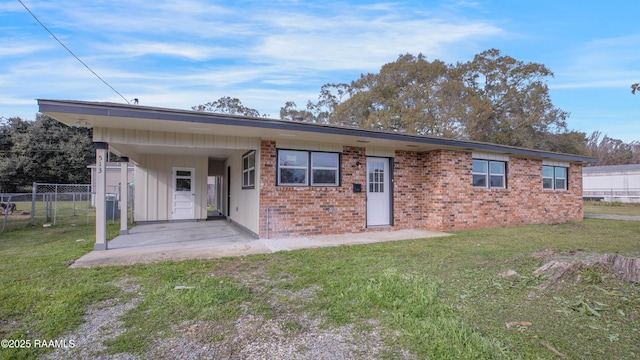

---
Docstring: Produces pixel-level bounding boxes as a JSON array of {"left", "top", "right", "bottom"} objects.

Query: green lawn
[
  {"left": 1, "top": 200, "right": 97, "bottom": 232},
  {"left": 584, "top": 201, "right": 640, "bottom": 216},
  {"left": 1, "top": 219, "right": 639, "bottom": 359}
]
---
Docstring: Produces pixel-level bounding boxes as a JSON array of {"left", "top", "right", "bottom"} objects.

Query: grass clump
[
  {"left": 584, "top": 200, "right": 640, "bottom": 216},
  {"left": 316, "top": 267, "right": 504, "bottom": 358},
  {"left": 0, "top": 223, "right": 122, "bottom": 359},
  {"left": 104, "top": 264, "right": 250, "bottom": 354}
]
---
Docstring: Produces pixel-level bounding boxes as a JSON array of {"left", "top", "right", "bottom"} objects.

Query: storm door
[{"left": 366, "top": 157, "right": 391, "bottom": 226}]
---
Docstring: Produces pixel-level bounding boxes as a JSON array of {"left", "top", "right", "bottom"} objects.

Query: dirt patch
[
  {"left": 141, "top": 283, "right": 414, "bottom": 359},
  {"left": 164, "top": 313, "right": 411, "bottom": 360},
  {"left": 0, "top": 319, "right": 20, "bottom": 339},
  {"left": 187, "top": 283, "right": 414, "bottom": 359},
  {"left": 41, "top": 277, "right": 414, "bottom": 360},
  {"left": 531, "top": 248, "right": 594, "bottom": 262},
  {"left": 43, "top": 280, "right": 142, "bottom": 360}
]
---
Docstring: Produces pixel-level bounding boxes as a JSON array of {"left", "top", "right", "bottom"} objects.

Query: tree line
[
  {"left": 1, "top": 49, "right": 637, "bottom": 191},
  {"left": 207, "top": 49, "right": 640, "bottom": 165},
  {"left": 0, "top": 115, "right": 94, "bottom": 192}
]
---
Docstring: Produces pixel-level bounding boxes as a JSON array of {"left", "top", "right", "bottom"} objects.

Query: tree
[
  {"left": 585, "top": 131, "right": 639, "bottom": 166},
  {"left": 284, "top": 49, "right": 581, "bottom": 153},
  {"left": 280, "top": 101, "right": 312, "bottom": 122},
  {"left": 0, "top": 115, "right": 94, "bottom": 192},
  {"left": 540, "top": 130, "right": 588, "bottom": 155},
  {"left": 459, "top": 49, "right": 571, "bottom": 149},
  {"left": 316, "top": 54, "right": 468, "bottom": 137},
  {"left": 192, "top": 96, "right": 268, "bottom": 117},
  {"left": 279, "top": 83, "right": 353, "bottom": 123}
]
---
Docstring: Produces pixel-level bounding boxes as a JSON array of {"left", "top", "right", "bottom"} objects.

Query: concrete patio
[{"left": 70, "top": 220, "right": 451, "bottom": 268}]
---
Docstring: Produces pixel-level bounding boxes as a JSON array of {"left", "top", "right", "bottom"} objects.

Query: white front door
[
  {"left": 366, "top": 157, "right": 391, "bottom": 226},
  {"left": 172, "top": 167, "right": 195, "bottom": 220}
]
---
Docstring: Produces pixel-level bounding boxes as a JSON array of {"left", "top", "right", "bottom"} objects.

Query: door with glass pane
[
  {"left": 366, "top": 157, "right": 391, "bottom": 226},
  {"left": 172, "top": 167, "right": 195, "bottom": 220}
]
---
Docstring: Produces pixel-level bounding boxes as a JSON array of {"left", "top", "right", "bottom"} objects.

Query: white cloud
[
  {"left": 39, "top": 0, "right": 247, "bottom": 39},
  {"left": 0, "top": 42, "right": 52, "bottom": 57},
  {"left": 2, "top": 1, "right": 506, "bottom": 121},
  {"left": 99, "top": 42, "right": 225, "bottom": 61},
  {"left": 252, "top": 11, "right": 501, "bottom": 71},
  {"left": 0, "top": 1, "right": 25, "bottom": 12},
  {"left": 552, "top": 34, "right": 640, "bottom": 89}
]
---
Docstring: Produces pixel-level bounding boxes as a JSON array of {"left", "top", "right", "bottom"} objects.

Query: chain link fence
[
  {"left": 29, "top": 183, "right": 93, "bottom": 227},
  {"left": 583, "top": 188, "right": 640, "bottom": 203},
  {"left": 1, "top": 182, "right": 134, "bottom": 232}
]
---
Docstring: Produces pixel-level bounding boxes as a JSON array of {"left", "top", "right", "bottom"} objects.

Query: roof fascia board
[{"left": 38, "top": 99, "right": 597, "bottom": 163}]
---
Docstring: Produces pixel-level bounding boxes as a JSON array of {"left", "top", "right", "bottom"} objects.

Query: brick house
[{"left": 39, "top": 100, "right": 594, "bottom": 248}]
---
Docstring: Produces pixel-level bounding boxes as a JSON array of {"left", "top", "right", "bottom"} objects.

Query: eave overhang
[{"left": 38, "top": 99, "right": 597, "bottom": 164}]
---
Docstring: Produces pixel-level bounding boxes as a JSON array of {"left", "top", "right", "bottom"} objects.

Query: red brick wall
[
  {"left": 258, "top": 140, "right": 584, "bottom": 238},
  {"left": 392, "top": 150, "right": 426, "bottom": 229},
  {"left": 423, "top": 150, "right": 583, "bottom": 231},
  {"left": 259, "top": 141, "right": 367, "bottom": 238}
]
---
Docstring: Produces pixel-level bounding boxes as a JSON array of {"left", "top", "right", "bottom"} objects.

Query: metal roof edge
[
  {"left": 38, "top": 99, "right": 597, "bottom": 163},
  {"left": 583, "top": 164, "right": 640, "bottom": 172}
]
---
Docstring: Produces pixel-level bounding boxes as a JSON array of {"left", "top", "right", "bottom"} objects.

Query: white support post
[
  {"left": 94, "top": 142, "right": 108, "bottom": 250},
  {"left": 119, "top": 157, "right": 129, "bottom": 235}
]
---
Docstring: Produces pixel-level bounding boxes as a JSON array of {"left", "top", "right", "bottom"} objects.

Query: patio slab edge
[{"left": 69, "top": 229, "right": 451, "bottom": 268}]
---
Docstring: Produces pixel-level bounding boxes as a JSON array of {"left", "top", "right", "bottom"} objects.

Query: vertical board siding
[
  {"left": 94, "top": 128, "right": 259, "bottom": 150},
  {"left": 134, "top": 154, "right": 209, "bottom": 221},
  {"left": 225, "top": 150, "right": 260, "bottom": 235}
]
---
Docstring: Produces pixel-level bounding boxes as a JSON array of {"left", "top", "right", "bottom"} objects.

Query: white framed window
[
  {"left": 311, "top": 152, "right": 339, "bottom": 186},
  {"left": 543, "top": 165, "right": 567, "bottom": 190},
  {"left": 277, "top": 149, "right": 340, "bottom": 186},
  {"left": 242, "top": 151, "right": 255, "bottom": 189},
  {"left": 472, "top": 159, "right": 506, "bottom": 189},
  {"left": 278, "top": 150, "right": 308, "bottom": 186}
]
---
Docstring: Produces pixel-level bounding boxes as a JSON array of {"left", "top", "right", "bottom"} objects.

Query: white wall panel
[
  {"left": 224, "top": 150, "right": 260, "bottom": 235},
  {"left": 366, "top": 147, "right": 395, "bottom": 157},
  {"left": 95, "top": 128, "right": 259, "bottom": 150},
  {"left": 276, "top": 140, "right": 342, "bottom": 152},
  {"left": 134, "top": 154, "right": 208, "bottom": 221}
]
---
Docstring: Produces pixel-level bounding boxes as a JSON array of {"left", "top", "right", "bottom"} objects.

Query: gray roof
[{"left": 38, "top": 99, "right": 596, "bottom": 163}]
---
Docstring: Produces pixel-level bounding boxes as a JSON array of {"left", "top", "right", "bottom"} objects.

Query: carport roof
[{"left": 38, "top": 99, "right": 596, "bottom": 163}]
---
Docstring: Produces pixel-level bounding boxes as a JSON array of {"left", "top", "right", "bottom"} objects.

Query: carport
[
  {"left": 107, "top": 220, "right": 256, "bottom": 250},
  {"left": 39, "top": 100, "right": 261, "bottom": 250}
]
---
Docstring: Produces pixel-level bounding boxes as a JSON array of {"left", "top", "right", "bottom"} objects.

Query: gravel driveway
[{"left": 43, "top": 281, "right": 416, "bottom": 360}]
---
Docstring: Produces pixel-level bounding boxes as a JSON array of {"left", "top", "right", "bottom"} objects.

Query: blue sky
[{"left": 2, "top": 0, "right": 639, "bottom": 142}]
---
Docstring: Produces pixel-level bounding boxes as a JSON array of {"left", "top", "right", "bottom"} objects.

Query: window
[
  {"left": 175, "top": 170, "right": 192, "bottom": 191},
  {"left": 472, "top": 160, "right": 506, "bottom": 188},
  {"left": 543, "top": 165, "right": 567, "bottom": 190},
  {"left": 278, "top": 150, "right": 308, "bottom": 185},
  {"left": 277, "top": 150, "right": 339, "bottom": 186},
  {"left": 368, "top": 160, "right": 385, "bottom": 193},
  {"left": 242, "top": 151, "right": 255, "bottom": 189},
  {"left": 311, "top": 152, "right": 339, "bottom": 186}
]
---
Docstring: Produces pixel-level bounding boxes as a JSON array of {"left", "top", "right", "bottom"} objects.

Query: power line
[{"left": 18, "top": 0, "right": 130, "bottom": 104}]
